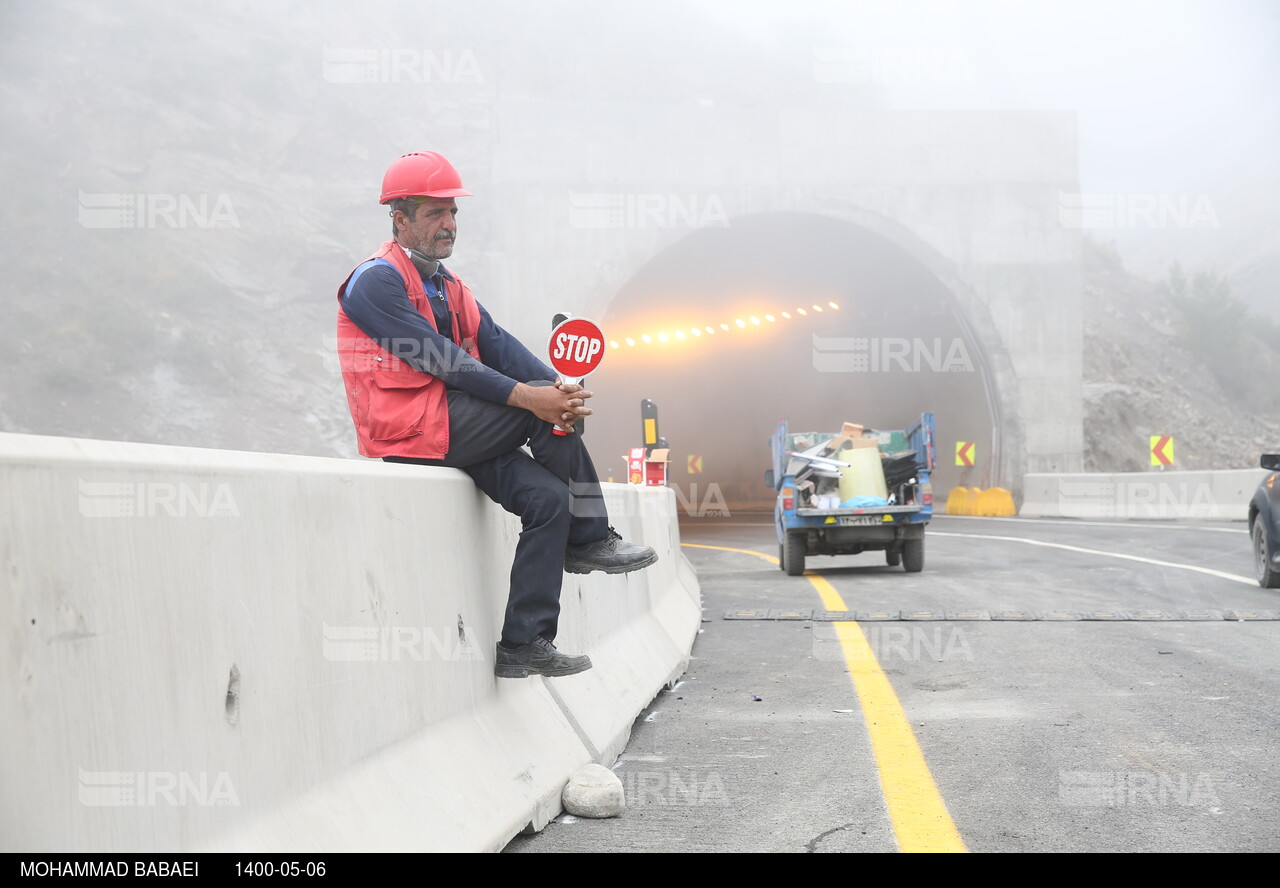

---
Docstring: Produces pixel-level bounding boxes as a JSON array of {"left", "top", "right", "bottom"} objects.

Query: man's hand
[
  {"left": 554, "top": 378, "right": 594, "bottom": 432},
  {"left": 507, "top": 380, "right": 594, "bottom": 432}
]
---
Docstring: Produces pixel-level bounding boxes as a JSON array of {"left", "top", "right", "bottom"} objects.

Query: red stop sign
[{"left": 548, "top": 317, "right": 606, "bottom": 380}]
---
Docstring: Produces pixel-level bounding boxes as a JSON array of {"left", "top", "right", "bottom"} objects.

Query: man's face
[{"left": 396, "top": 197, "right": 458, "bottom": 260}]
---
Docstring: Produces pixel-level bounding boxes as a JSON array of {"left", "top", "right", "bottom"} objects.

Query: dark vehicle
[{"left": 1249, "top": 453, "right": 1280, "bottom": 588}]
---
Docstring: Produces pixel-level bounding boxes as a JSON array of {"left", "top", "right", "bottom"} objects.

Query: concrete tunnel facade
[{"left": 473, "top": 108, "right": 1085, "bottom": 509}]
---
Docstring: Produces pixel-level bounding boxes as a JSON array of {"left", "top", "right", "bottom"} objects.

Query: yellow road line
[{"left": 682, "top": 542, "right": 967, "bottom": 853}]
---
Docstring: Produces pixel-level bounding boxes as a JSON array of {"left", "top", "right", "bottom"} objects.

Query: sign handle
[
  {"left": 552, "top": 374, "right": 581, "bottom": 437},
  {"left": 547, "top": 310, "right": 573, "bottom": 440}
]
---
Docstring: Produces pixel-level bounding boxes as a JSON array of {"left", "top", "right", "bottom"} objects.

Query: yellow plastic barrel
[
  {"left": 967, "top": 487, "right": 984, "bottom": 514},
  {"left": 838, "top": 448, "right": 888, "bottom": 502},
  {"left": 977, "top": 487, "right": 1017, "bottom": 517},
  {"left": 945, "top": 487, "right": 971, "bottom": 515}
]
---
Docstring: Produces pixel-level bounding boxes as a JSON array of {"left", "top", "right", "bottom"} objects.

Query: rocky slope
[{"left": 1081, "top": 238, "right": 1280, "bottom": 472}]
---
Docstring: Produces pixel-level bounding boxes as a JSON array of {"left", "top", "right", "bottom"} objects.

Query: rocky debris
[{"left": 561, "top": 763, "right": 625, "bottom": 819}]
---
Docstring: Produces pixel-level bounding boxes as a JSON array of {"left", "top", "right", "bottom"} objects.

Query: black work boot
[
  {"left": 494, "top": 637, "right": 592, "bottom": 678},
  {"left": 564, "top": 526, "right": 659, "bottom": 575}
]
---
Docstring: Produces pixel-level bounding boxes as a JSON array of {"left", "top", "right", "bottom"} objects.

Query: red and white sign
[
  {"left": 547, "top": 317, "right": 606, "bottom": 436},
  {"left": 548, "top": 317, "right": 606, "bottom": 381}
]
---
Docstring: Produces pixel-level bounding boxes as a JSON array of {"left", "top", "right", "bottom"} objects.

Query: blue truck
[{"left": 766, "top": 413, "right": 936, "bottom": 576}]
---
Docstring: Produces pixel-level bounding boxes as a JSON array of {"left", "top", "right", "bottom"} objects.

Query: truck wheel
[
  {"left": 902, "top": 538, "right": 924, "bottom": 573},
  {"left": 784, "top": 533, "right": 806, "bottom": 576},
  {"left": 885, "top": 549, "right": 901, "bottom": 567},
  {"left": 1254, "top": 520, "right": 1280, "bottom": 588}
]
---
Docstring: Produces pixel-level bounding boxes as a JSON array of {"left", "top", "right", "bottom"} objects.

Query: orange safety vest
[{"left": 336, "top": 240, "right": 483, "bottom": 458}]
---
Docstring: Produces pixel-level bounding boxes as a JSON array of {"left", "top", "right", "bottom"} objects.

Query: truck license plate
[{"left": 838, "top": 515, "right": 879, "bottom": 526}]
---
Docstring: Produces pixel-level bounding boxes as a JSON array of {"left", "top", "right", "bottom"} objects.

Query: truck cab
[{"left": 766, "top": 413, "right": 935, "bottom": 576}]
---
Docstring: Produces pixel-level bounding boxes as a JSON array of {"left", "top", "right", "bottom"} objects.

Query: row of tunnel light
[{"left": 608, "top": 301, "right": 841, "bottom": 349}]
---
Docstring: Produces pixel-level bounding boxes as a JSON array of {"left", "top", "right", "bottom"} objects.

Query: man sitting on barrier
[{"left": 335, "top": 150, "right": 658, "bottom": 678}]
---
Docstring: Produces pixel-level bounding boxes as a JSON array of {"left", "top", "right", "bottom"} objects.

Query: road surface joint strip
[{"left": 722, "top": 609, "right": 1276, "bottom": 621}]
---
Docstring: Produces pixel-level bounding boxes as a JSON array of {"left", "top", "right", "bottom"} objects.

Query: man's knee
[{"left": 519, "top": 479, "right": 573, "bottom": 527}]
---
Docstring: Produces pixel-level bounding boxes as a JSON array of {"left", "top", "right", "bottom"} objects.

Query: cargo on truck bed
[{"left": 766, "top": 413, "right": 936, "bottom": 576}]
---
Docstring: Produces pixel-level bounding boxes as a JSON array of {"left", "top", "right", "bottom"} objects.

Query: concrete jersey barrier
[
  {"left": 1020, "top": 469, "right": 1266, "bottom": 520},
  {"left": 0, "top": 432, "right": 701, "bottom": 853}
]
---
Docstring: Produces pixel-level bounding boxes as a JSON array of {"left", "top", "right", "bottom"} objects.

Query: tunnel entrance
[{"left": 583, "top": 212, "right": 998, "bottom": 514}]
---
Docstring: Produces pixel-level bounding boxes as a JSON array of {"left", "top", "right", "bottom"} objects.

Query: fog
[
  {"left": 741, "top": 0, "right": 1280, "bottom": 292},
  {"left": 2, "top": 0, "right": 1276, "bottom": 502}
]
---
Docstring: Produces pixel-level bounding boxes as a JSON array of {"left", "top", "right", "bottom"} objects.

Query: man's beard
[{"left": 414, "top": 233, "right": 455, "bottom": 260}]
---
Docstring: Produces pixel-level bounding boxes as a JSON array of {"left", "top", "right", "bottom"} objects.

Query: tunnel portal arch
[{"left": 583, "top": 211, "right": 1009, "bottom": 512}]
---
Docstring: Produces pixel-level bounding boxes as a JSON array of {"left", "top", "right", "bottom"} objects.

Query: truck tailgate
[{"left": 794, "top": 504, "right": 923, "bottom": 524}]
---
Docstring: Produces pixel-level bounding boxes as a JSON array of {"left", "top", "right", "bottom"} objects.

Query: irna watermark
[
  {"left": 588, "top": 482, "right": 731, "bottom": 519},
  {"left": 813, "top": 623, "right": 974, "bottom": 663},
  {"left": 1058, "top": 770, "right": 1220, "bottom": 807},
  {"left": 321, "top": 335, "right": 486, "bottom": 376},
  {"left": 617, "top": 768, "right": 729, "bottom": 808},
  {"left": 1058, "top": 191, "right": 1220, "bottom": 230},
  {"left": 1055, "top": 478, "right": 1221, "bottom": 519},
  {"left": 77, "top": 191, "right": 239, "bottom": 229},
  {"left": 568, "top": 192, "right": 729, "bottom": 229},
  {"left": 78, "top": 768, "right": 240, "bottom": 807},
  {"left": 78, "top": 480, "right": 240, "bottom": 518},
  {"left": 812, "top": 334, "right": 974, "bottom": 373},
  {"left": 321, "top": 45, "right": 483, "bottom": 84},
  {"left": 322, "top": 622, "right": 482, "bottom": 663}
]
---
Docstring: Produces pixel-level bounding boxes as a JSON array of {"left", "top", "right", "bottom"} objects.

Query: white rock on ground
[{"left": 561, "top": 763, "right": 625, "bottom": 818}]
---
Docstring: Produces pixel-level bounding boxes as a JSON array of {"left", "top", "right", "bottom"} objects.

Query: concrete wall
[
  {"left": 0, "top": 432, "right": 701, "bottom": 853},
  {"left": 1020, "top": 469, "right": 1267, "bottom": 520}
]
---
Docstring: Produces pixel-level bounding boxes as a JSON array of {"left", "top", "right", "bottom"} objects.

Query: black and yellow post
[{"left": 641, "top": 398, "right": 660, "bottom": 456}]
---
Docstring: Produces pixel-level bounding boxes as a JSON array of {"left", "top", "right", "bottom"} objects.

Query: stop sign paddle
[{"left": 547, "top": 317, "right": 606, "bottom": 436}]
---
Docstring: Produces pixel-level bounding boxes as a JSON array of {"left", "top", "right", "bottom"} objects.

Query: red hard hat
[{"left": 379, "top": 151, "right": 474, "bottom": 203}]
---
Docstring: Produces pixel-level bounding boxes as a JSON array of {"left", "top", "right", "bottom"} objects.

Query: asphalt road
[{"left": 505, "top": 513, "right": 1280, "bottom": 853}]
